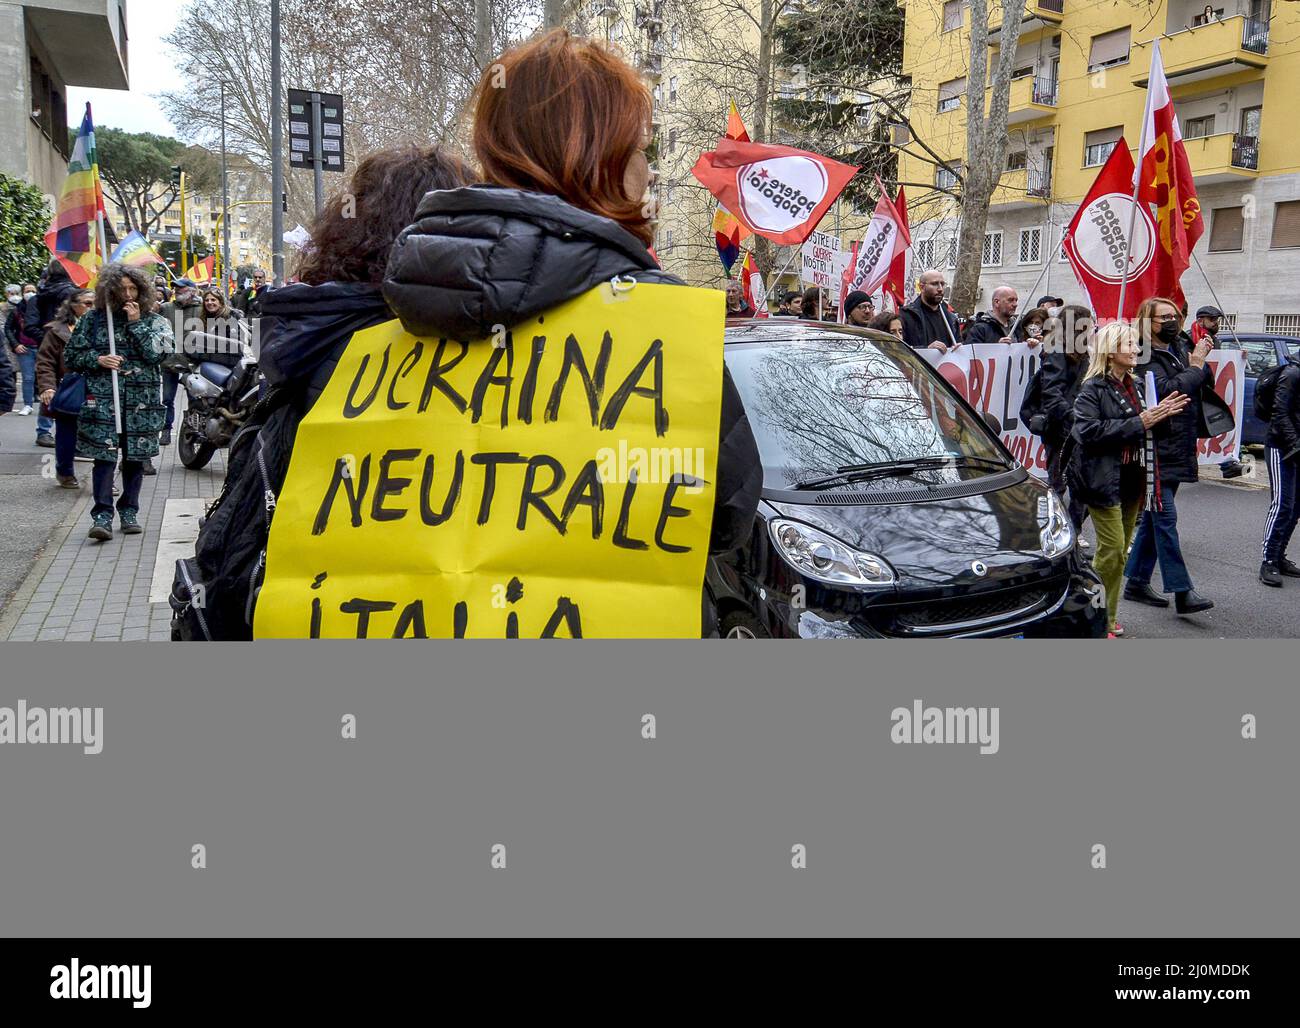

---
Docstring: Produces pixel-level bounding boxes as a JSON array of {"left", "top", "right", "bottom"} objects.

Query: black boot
[
  {"left": 1260, "top": 562, "right": 1283, "bottom": 587},
  {"left": 1175, "top": 589, "right": 1214, "bottom": 614},
  {"left": 1123, "top": 581, "right": 1169, "bottom": 607}
]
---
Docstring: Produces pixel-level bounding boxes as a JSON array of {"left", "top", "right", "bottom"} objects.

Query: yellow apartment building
[{"left": 899, "top": 0, "right": 1300, "bottom": 330}]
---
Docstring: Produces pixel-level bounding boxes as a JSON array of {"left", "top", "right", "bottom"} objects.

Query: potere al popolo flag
[
  {"left": 880, "top": 185, "right": 910, "bottom": 309},
  {"left": 1137, "top": 40, "right": 1204, "bottom": 307},
  {"left": 691, "top": 138, "right": 859, "bottom": 246},
  {"left": 844, "top": 176, "right": 911, "bottom": 305},
  {"left": 45, "top": 103, "right": 107, "bottom": 287},
  {"left": 1062, "top": 138, "right": 1162, "bottom": 321}
]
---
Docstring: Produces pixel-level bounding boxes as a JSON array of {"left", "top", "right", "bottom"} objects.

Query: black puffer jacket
[
  {"left": 1268, "top": 361, "right": 1300, "bottom": 459},
  {"left": 173, "top": 188, "right": 761, "bottom": 639},
  {"left": 383, "top": 185, "right": 762, "bottom": 559},
  {"left": 1137, "top": 339, "right": 1234, "bottom": 483},
  {"left": 1069, "top": 373, "right": 1149, "bottom": 508},
  {"left": 1038, "top": 351, "right": 1087, "bottom": 444},
  {"left": 964, "top": 310, "right": 1013, "bottom": 347}
]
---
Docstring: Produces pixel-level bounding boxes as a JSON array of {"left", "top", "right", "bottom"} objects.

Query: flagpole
[
  {"left": 1118, "top": 45, "right": 1156, "bottom": 321},
  {"left": 1190, "top": 250, "right": 1243, "bottom": 348},
  {"left": 82, "top": 102, "right": 123, "bottom": 439},
  {"left": 764, "top": 247, "right": 801, "bottom": 310},
  {"left": 1007, "top": 257, "right": 1054, "bottom": 340}
]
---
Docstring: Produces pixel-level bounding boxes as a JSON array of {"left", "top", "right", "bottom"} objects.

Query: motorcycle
[{"left": 162, "top": 336, "right": 263, "bottom": 470}]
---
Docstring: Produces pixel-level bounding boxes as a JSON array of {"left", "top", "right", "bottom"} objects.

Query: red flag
[
  {"left": 881, "top": 185, "right": 909, "bottom": 309},
  {"left": 725, "top": 100, "right": 750, "bottom": 142},
  {"left": 1062, "top": 138, "right": 1161, "bottom": 321},
  {"left": 1137, "top": 41, "right": 1203, "bottom": 307},
  {"left": 691, "top": 138, "right": 859, "bottom": 246},
  {"left": 740, "top": 251, "right": 769, "bottom": 317},
  {"left": 845, "top": 176, "right": 910, "bottom": 302},
  {"left": 837, "top": 240, "right": 860, "bottom": 323}
]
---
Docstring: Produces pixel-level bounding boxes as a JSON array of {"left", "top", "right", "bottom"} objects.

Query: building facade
[
  {"left": 0, "top": 0, "right": 129, "bottom": 196},
  {"left": 900, "top": 0, "right": 1300, "bottom": 331}
]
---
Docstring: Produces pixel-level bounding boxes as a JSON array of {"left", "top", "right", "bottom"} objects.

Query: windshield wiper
[{"left": 790, "top": 455, "right": 1009, "bottom": 491}]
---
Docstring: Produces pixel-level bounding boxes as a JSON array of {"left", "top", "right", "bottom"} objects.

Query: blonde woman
[{"left": 1070, "top": 322, "right": 1190, "bottom": 637}]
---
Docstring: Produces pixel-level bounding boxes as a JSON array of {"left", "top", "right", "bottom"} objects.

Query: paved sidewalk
[{"left": 0, "top": 426, "right": 227, "bottom": 642}]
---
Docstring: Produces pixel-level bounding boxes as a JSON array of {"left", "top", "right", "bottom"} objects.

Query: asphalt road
[{"left": 0, "top": 407, "right": 83, "bottom": 612}]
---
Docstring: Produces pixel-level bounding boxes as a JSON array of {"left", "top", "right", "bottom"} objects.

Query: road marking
[{"left": 149, "top": 498, "right": 209, "bottom": 604}]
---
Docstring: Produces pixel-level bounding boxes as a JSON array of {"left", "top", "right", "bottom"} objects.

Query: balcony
[
  {"left": 1132, "top": 16, "right": 1269, "bottom": 87},
  {"left": 1003, "top": 75, "right": 1057, "bottom": 125},
  {"left": 1180, "top": 130, "right": 1260, "bottom": 184},
  {"left": 988, "top": 0, "right": 1065, "bottom": 42},
  {"left": 991, "top": 167, "right": 1052, "bottom": 209},
  {"left": 24, "top": 0, "right": 129, "bottom": 89}
]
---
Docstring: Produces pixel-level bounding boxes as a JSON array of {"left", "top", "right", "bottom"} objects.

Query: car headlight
[
  {"left": 1038, "top": 489, "right": 1074, "bottom": 558},
  {"left": 769, "top": 518, "right": 895, "bottom": 587}
]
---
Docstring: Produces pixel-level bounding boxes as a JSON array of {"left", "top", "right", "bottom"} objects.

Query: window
[
  {"left": 936, "top": 162, "right": 961, "bottom": 189},
  {"left": 1058, "top": 228, "right": 1071, "bottom": 262},
  {"left": 1018, "top": 227, "right": 1042, "bottom": 264},
  {"left": 1184, "top": 115, "right": 1215, "bottom": 139},
  {"left": 669, "top": 76, "right": 678, "bottom": 102},
  {"left": 1084, "top": 126, "right": 1123, "bottom": 167},
  {"left": 982, "top": 231, "right": 1003, "bottom": 267},
  {"left": 1271, "top": 201, "right": 1300, "bottom": 249},
  {"left": 1208, "top": 206, "right": 1245, "bottom": 252},
  {"left": 671, "top": 23, "right": 680, "bottom": 48},
  {"left": 938, "top": 77, "right": 965, "bottom": 113},
  {"left": 942, "top": 0, "right": 964, "bottom": 32},
  {"left": 1265, "top": 314, "right": 1300, "bottom": 334},
  {"left": 915, "top": 237, "right": 937, "bottom": 269},
  {"left": 668, "top": 128, "right": 678, "bottom": 154},
  {"left": 1006, "top": 150, "right": 1028, "bottom": 171},
  {"left": 1088, "top": 27, "right": 1131, "bottom": 71}
]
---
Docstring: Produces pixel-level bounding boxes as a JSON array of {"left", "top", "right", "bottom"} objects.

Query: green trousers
[{"left": 1089, "top": 499, "right": 1143, "bottom": 631}]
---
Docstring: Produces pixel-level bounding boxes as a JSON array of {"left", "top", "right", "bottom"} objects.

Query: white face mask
[{"left": 1047, "top": 306, "right": 1062, "bottom": 318}]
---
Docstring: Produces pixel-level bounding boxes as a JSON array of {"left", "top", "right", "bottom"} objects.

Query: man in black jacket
[
  {"left": 1122, "top": 307, "right": 1228, "bottom": 614},
  {"left": 1260, "top": 357, "right": 1300, "bottom": 586},
  {"left": 899, "top": 269, "right": 960, "bottom": 352},
  {"left": 965, "top": 286, "right": 1019, "bottom": 347}
]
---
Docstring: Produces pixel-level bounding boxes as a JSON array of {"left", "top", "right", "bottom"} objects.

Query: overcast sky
[{"left": 67, "top": 1, "right": 184, "bottom": 137}]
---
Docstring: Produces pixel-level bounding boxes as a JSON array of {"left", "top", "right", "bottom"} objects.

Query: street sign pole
[
  {"left": 221, "top": 80, "right": 232, "bottom": 294},
  {"left": 311, "top": 91, "right": 324, "bottom": 216},
  {"left": 270, "top": 0, "right": 284, "bottom": 284}
]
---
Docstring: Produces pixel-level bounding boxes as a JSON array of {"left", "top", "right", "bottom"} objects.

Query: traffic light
[{"left": 171, "top": 165, "right": 182, "bottom": 189}]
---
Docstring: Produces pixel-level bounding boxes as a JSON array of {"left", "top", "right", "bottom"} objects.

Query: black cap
[
  {"left": 1196, "top": 305, "right": 1223, "bottom": 319},
  {"left": 1036, "top": 294, "right": 1062, "bottom": 307},
  {"left": 843, "top": 290, "right": 873, "bottom": 316}
]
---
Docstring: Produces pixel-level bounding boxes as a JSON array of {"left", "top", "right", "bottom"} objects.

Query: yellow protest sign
[{"left": 254, "top": 282, "right": 725, "bottom": 638}]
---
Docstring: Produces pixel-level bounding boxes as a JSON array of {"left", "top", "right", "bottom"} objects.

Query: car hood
[{"left": 767, "top": 475, "right": 1057, "bottom": 589}]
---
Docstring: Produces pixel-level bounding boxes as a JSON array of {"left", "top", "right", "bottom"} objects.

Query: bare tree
[{"left": 950, "top": 0, "right": 1030, "bottom": 316}]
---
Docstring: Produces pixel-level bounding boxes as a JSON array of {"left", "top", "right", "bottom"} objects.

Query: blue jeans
[
  {"left": 54, "top": 412, "right": 77, "bottom": 478},
  {"left": 1124, "top": 481, "right": 1193, "bottom": 594},
  {"left": 1262, "top": 446, "right": 1299, "bottom": 565},
  {"left": 15, "top": 347, "right": 53, "bottom": 434},
  {"left": 161, "top": 370, "right": 179, "bottom": 430}
]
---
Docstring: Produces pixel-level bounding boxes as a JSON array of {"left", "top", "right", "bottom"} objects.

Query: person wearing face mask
[
  {"left": 1036, "top": 295, "right": 1063, "bottom": 318},
  {"left": 1014, "top": 306, "right": 1049, "bottom": 345},
  {"left": 1120, "top": 296, "right": 1233, "bottom": 617}
]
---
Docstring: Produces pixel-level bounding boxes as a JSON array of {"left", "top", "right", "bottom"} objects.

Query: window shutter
[
  {"left": 1270, "top": 201, "right": 1300, "bottom": 249},
  {"left": 938, "top": 77, "right": 966, "bottom": 103},
  {"left": 1208, "top": 207, "right": 1244, "bottom": 252},
  {"left": 1088, "top": 27, "right": 1131, "bottom": 69}
]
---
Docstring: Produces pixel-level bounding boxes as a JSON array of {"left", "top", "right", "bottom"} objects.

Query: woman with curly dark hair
[
  {"left": 171, "top": 144, "right": 476, "bottom": 638},
  {"left": 64, "top": 262, "right": 170, "bottom": 540}
]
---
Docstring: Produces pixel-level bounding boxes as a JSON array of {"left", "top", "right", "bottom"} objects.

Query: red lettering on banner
[{"left": 937, "top": 363, "right": 969, "bottom": 403}]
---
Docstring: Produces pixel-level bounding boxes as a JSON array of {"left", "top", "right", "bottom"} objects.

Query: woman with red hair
[{"left": 383, "top": 29, "right": 761, "bottom": 635}]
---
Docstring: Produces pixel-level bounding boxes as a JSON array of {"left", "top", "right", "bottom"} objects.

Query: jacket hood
[
  {"left": 258, "top": 282, "right": 392, "bottom": 389},
  {"left": 382, "top": 185, "right": 674, "bottom": 340}
]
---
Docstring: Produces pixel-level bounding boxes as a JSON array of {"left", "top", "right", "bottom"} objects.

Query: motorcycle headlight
[
  {"left": 1038, "top": 489, "right": 1074, "bottom": 558},
  {"left": 769, "top": 518, "right": 895, "bottom": 588}
]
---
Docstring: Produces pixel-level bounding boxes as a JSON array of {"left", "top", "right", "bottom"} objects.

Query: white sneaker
[{"left": 18, "top": 405, "right": 32, "bottom": 416}]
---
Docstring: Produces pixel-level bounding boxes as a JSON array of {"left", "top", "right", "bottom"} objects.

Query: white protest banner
[
  {"left": 801, "top": 230, "right": 851, "bottom": 302},
  {"left": 922, "top": 344, "right": 1246, "bottom": 480}
]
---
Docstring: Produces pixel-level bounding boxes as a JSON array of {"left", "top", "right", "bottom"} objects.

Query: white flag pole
[{"left": 1117, "top": 42, "right": 1159, "bottom": 322}]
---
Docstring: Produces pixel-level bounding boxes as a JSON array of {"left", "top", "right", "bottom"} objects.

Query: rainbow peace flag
[
  {"left": 109, "top": 230, "right": 162, "bottom": 270},
  {"left": 45, "top": 104, "right": 107, "bottom": 287},
  {"left": 713, "top": 207, "right": 743, "bottom": 276}
]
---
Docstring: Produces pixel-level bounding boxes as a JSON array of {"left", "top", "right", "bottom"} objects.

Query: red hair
[{"left": 473, "top": 29, "right": 654, "bottom": 245}]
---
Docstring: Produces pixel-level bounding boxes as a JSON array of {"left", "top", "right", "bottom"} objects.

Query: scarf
[{"left": 1108, "top": 373, "right": 1163, "bottom": 513}]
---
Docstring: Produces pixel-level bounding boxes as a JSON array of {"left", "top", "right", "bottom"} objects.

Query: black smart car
[{"left": 708, "top": 319, "right": 1105, "bottom": 638}]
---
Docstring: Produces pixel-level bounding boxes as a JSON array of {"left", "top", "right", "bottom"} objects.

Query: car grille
[{"left": 877, "top": 578, "right": 1069, "bottom": 636}]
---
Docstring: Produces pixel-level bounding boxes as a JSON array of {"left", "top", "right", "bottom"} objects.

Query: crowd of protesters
[{"left": 3, "top": 27, "right": 1299, "bottom": 638}]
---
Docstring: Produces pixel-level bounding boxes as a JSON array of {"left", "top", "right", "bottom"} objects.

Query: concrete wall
[{"left": 0, "top": 3, "right": 30, "bottom": 183}]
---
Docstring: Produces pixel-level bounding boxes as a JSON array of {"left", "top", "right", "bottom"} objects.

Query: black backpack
[{"left": 1254, "top": 361, "right": 1293, "bottom": 422}]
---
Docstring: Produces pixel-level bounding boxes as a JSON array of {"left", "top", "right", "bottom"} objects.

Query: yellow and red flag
[
  {"left": 725, "top": 100, "right": 750, "bottom": 143},
  {"left": 186, "top": 254, "right": 216, "bottom": 286},
  {"left": 45, "top": 104, "right": 107, "bottom": 287},
  {"left": 712, "top": 100, "right": 752, "bottom": 274},
  {"left": 1136, "top": 41, "right": 1204, "bottom": 306}
]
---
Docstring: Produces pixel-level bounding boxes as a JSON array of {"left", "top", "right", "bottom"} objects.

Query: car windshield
[{"left": 725, "top": 332, "right": 1011, "bottom": 492}]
